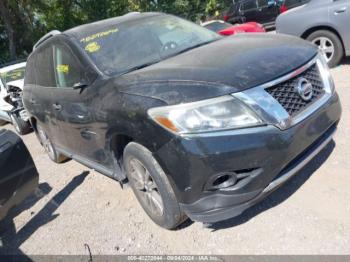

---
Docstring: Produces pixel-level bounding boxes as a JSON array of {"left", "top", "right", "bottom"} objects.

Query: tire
[
  {"left": 123, "top": 142, "right": 187, "bottom": 229},
  {"left": 307, "top": 30, "right": 344, "bottom": 68},
  {"left": 36, "top": 124, "right": 67, "bottom": 163},
  {"left": 10, "top": 113, "right": 31, "bottom": 135}
]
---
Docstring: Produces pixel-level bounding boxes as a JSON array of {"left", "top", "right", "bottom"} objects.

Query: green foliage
[{"left": 0, "top": 0, "right": 232, "bottom": 64}]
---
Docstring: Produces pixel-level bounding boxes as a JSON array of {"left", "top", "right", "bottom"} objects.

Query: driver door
[{"left": 49, "top": 39, "right": 101, "bottom": 163}]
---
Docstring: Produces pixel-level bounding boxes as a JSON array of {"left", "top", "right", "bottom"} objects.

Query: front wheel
[
  {"left": 10, "top": 113, "right": 31, "bottom": 135},
  {"left": 307, "top": 30, "right": 344, "bottom": 68},
  {"left": 123, "top": 142, "right": 187, "bottom": 229}
]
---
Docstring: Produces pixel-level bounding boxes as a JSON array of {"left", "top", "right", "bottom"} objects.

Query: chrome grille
[{"left": 266, "top": 64, "right": 325, "bottom": 116}]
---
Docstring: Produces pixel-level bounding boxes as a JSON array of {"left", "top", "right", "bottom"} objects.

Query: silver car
[{"left": 276, "top": 0, "right": 350, "bottom": 67}]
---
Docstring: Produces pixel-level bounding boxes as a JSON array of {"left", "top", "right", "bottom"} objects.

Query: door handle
[
  {"left": 81, "top": 130, "right": 96, "bottom": 140},
  {"left": 30, "top": 98, "right": 36, "bottom": 104},
  {"left": 52, "top": 103, "right": 62, "bottom": 111},
  {"left": 335, "top": 7, "right": 347, "bottom": 14}
]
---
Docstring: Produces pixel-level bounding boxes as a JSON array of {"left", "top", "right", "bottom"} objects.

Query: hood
[
  {"left": 117, "top": 34, "right": 318, "bottom": 105},
  {"left": 6, "top": 79, "right": 24, "bottom": 90}
]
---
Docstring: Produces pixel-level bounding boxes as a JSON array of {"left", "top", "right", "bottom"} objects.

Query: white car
[{"left": 0, "top": 62, "right": 31, "bottom": 134}]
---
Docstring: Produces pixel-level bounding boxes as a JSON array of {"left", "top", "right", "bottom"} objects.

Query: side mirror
[{"left": 73, "top": 80, "right": 89, "bottom": 90}]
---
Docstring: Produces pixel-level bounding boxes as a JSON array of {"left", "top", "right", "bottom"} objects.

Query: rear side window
[
  {"left": 24, "top": 56, "right": 36, "bottom": 85},
  {"left": 52, "top": 43, "right": 83, "bottom": 88},
  {"left": 284, "top": 0, "right": 310, "bottom": 8},
  {"left": 258, "top": 0, "right": 269, "bottom": 8},
  {"left": 35, "top": 46, "right": 55, "bottom": 87},
  {"left": 242, "top": 0, "right": 258, "bottom": 11}
]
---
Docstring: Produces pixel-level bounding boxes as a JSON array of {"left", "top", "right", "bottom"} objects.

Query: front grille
[{"left": 266, "top": 64, "right": 325, "bottom": 116}]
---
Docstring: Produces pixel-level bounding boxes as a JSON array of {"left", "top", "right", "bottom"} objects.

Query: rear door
[
  {"left": 30, "top": 42, "right": 66, "bottom": 148},
  {"left": 240, "top": 0, "right": 259, "bottom": 23},
  {"left": 329, "top": 0, "right": 350, "bottom": 53},
  {"left": 257, "top": 0, "right": 279, "bottom": 24}
]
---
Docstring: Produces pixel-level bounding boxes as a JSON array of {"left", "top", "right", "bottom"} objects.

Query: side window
[
  {"left": 24, "top": 55, "right": 36, "bottom": 85},
  {"left": 53, "top": 43, "right": 83, "bottom": 88},
  {"left": 258, "top": 0, "right": 268, "bottom": 8},
  {"left": 35, "top": 46, "right": 55, "bottom": 87},
  {"left": 242, "top": 0, "right": 258, "bottom": 11}
]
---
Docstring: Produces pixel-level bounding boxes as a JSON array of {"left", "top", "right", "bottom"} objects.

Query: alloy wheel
[
  {"left": 37, "top": 126, "right": 55, "bottom": 160},
  {"left": 128, "top": 158, "right": 164, "bottom": 217},
  {"left": 312, "top": 37, "right": 335, "bottom": 63}
]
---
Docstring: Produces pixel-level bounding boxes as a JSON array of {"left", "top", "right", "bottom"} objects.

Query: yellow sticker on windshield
[
  {"left": 85, "top": 42, "right": 101, "bottom": 53},
  {"left": 80, "top": 28, "right": 119, "bottom": 43},
  {"left": 57, "top": 64, "right": 69, "bottom": 73}
]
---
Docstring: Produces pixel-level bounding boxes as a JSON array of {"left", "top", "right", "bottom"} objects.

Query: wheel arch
[
  {"left": 29, "top": 116, "right": 38, "bottom": 133},
  {"left": 301, "top": 25, "right": 345, "bottom": 53}
]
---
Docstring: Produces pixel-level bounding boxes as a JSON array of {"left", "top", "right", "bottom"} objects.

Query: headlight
[
  {"left": 317, "top": 50, "right": 335, "bottom": 94},
  {"left": 148, "top": 95, "right": 263, "bottom": 134}
]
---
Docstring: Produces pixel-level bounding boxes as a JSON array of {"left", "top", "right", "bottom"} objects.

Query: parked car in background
[
  {"left": 0, "top": 129, "right": 39, "bottom": 221},
  {"left": 224, "top": 0, "right": 309, "bottom": 29},
  {"left": 23, "top": 12, "right": 341, "bottom": 229},
  {"left": 0, "top": 62, "right": 32, "bottom": 134},
  {"left": 276, "top": 0, "right": 350, "bottom": 67},
  {"left": 202, "top": 20, "right": 265, "bottom": 35},
  {"left": 278, "top": 0, "right": 310, "bottom": 13}
]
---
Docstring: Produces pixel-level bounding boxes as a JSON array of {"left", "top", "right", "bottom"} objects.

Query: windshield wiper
[
  {"left": 118, "top": 61, "right": 161, "bottom": 76},
  {"left": 173, "top": 39, "right": 219, "bottom": 57}
]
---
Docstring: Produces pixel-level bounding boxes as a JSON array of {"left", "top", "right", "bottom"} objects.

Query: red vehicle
[{"left": 202, "top": 20, "right": 265, "bottom": 36}]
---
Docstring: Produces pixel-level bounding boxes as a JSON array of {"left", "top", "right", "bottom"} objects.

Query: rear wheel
[
  {"left": 10, "top": 113, "right": 31, "bottom": 135},
  {"left": 307, "top": 30, "right": 344, "bottom": 68},
  {"left": 123, "top": 142, "right": 187, "bottom": 229},
  {"left": 36, "top": 124, "right": 67, "bottom": 163}
]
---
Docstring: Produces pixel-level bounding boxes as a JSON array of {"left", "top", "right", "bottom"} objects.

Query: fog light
[{"left": 208, "top": 172, "right": 237, "bottom": 191}]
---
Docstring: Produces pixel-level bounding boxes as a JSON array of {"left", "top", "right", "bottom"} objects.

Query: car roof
[
  {"left": 64, "top": 12, "right": 162, "bottom": 41},
  {"left": 0, "top": 62, "right": 26, "bottom": 74}
]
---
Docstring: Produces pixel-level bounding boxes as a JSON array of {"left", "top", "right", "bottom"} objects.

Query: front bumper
[{"left": 154, "top": 92, "right": 341, "bottom": 223}]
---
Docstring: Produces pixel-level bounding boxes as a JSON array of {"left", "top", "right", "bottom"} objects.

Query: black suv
[
  {"left": 23, "top": 13, "right": 341, "bottom": 229},
  {"left": 224, "top": 0, "right": 310, "bottom": 29}
]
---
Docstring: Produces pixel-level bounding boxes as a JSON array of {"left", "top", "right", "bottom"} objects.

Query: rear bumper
[{"left": 155, "top": 92, "right": 341, "bottom": 223}]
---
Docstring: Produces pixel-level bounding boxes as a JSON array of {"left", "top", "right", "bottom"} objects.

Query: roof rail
[
  {"left": 33, "top": 30, "right": 61, "bottom": 50},
  {"left": 123, "top": 12, "right": 141, "bottom": 17}
]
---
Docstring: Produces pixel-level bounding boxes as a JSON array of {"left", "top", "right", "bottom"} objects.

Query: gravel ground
[{"left": 0, "top": 60, "right": 349, "bottom": 256}]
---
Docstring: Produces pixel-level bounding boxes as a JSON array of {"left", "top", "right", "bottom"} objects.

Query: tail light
[
  {"left": 223, "top": 15, "right": 229, "bottom": 21},
  {"left": 280, "top": 5, "right": 288, "bottom": 13}
]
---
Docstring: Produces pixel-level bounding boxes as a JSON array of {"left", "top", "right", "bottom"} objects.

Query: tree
[
  {"left": 0, "top": 0, "right": 232, "bottom": 64},
  {"left": 0, "top": 0, "right": 17, "bottom": 60}
]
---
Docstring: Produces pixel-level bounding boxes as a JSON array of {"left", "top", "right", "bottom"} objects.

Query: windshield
[
  {"left": 0, "top": 66, "right": 26, "bottom": 84},
  {"left": 77, "top": 15, "right": 221, "bottom": 76},
  {"left": 204, "top": 22, "right": 232, "bottom": 32}
]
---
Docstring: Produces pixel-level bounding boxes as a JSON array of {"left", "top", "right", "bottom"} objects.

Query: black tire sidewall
[
  {"left": 123, "top": 142, "right": 186, "bottom": 229},
  {"left": 36, "top": 124, "right": 65, "bottom": 163},
  {"left": 307, "top": 30, "right": 344, "bottom": 68}
]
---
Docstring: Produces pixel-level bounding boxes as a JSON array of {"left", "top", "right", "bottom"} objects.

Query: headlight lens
[
  {"left": 317, "top": 50, "right": 335, "bottom": 94},
  {"left": 148, "top": 96, "right": 263, "bottom": 134}
]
